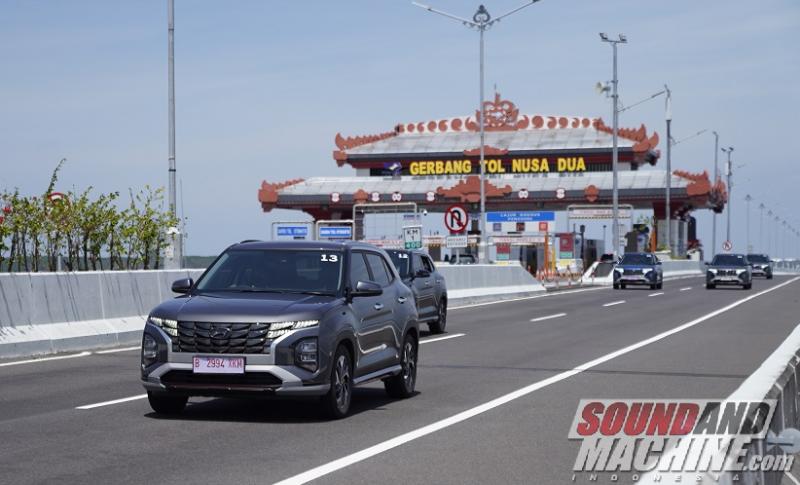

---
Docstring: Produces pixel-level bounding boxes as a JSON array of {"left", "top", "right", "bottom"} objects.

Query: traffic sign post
[
  {"left": 402, "top": 225, "right": 423, "bottom": 250},
  {"left": 444, "top": 205, "right": 469, "bottom": 233}
]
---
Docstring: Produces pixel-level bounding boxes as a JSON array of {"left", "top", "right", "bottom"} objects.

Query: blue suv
[{"left": 613, "top": 252, "right": 663, "bottom": 290}]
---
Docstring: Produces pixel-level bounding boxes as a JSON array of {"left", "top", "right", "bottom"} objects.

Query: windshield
[
  {"left": 196, "top": 249, "right": 343, "bottom": 295},
  {"left": 386, "top": 250, "right": 411, "bottom": 278},
  {"left": 619, "top": 254, "right": 656, "bottom": 266},
  {"left": 747, "top": 254, "right": 769, "bottom": 263},
  {"left": 711, "top": 254, "right": 748, "bottom": 267}
]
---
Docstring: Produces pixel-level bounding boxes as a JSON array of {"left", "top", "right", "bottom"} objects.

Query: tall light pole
[
  {"left": 712, "top": 131, "right": 719, "bottom": 257},
  {"left": 759, "top": 203, "right": 765, "bottom": 253},
  {"left": 767, "top": 209, "right": 774, "bottom": 254},
  {"left": 413, "top": 1, "right": 542, "bottom": 263},
  {"left": 166, "top": 0, "right": 181, "bottom": 268},
  {"left": 664, "top": 85, "right": 672, "bottom": 254},
  {"left": 744, "top": 194, "right": 752, "bottom": 253},
  {"left": 775, "top": 215, "right": 780, "bottom": 257},
  {"left": 600, "top": 32, "right": 627, "bottom": 257},
  {"left": 721, "top": 147, "right": 734, "bottom": 245}
]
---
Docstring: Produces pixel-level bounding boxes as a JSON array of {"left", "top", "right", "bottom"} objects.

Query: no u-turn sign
[{"left": 444, "top": 204, "right": 469, "bottom": 233}]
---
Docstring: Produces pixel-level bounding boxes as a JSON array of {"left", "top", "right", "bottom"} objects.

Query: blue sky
[{"left": 1, "top": 0, "right": 798, "bottom": 256}]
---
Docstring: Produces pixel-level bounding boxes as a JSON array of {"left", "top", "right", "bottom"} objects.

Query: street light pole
[
  {"left": 166, "top": 0, "right": 181, "bottom": 268},
  {"left": 744, "top": 194, "right": 752, "bottom": 253},
  {"left": 600, "top": 33, "right": 627, "bottom": 257},
  {"left": 413, "top": 1, "right": 541, "bottom": 263},
  {"left": 712, "top": 131, "right": 719, "bottom": 257},
  {"left": 759, "top": 203, "right": 765, "bottom": 253},
  {"left": 664, "top": 85, "right": 672, "bottom": 255},
  {"left": 721, "top": 147, "right": 734, "bottom": 245},
  {"left": 767, "top": 210, "right": 774, "bottom": 254}
]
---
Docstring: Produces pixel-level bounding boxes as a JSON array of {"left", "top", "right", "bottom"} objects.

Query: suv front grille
[
  {"left": 718, "top": 269, "right": 737, "bottom": 276},
  {"left": 160, "top": 370, "right": 282, "bottom": 390},
  {"left": 172, "top": 322, "right": 271, "bottom": 354},
  {"left": 623, "top": 269, "right": 642, "bottom": 275}
]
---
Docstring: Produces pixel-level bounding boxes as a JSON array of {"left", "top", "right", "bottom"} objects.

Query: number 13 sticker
[{"left": 321, "top": 254, "right": 339, "bottom": 262}]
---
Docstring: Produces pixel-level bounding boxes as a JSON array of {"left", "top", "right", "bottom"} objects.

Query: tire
[
  {"left": 428, "top": 299, "right": 447, "bottom": 334},
  {"left": 744, "top": 283, "right": 752, "bottom": 290},
  {"left": 620, "top": 283, "right": 626, "bottom": 290},
  {"left": 706, "top": 283, "right": 715, "bottom": 290},
  {"left": 385, "top": 333, "right": 418, "bottom": 399},
  {"left": 613, "top": 283, "right": 619, "bottom": 290},
  {"left": 322, "top": 345, "right": 353, "bottom": 419},
  {"left": 657, "top": 282, "right": 663, "bottom": 290},
  {"left": 650, "top": 283, "right": 657, "bottom": 290},
  {"left": 147, "top": 391, "right": 187, "bottom": 415},
  {"left": 767, "top": 274, "right": 773, "bottom": 280}
]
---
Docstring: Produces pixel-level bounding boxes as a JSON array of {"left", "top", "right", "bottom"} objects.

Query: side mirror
[
  {"left": 415, "top": 269, "right": 431, "bottom": 278},
  {"left": 656, "top": 261, "right": 662, "bottom": 265},
  {"left": 704, "top": 262, "right": 710, "bottom": 266},
  {"left": 351, "top": 280, "right": 383, "bottom": 298},
  {"left": 171, "top": 277, "right": 193, "bottom": 294}
]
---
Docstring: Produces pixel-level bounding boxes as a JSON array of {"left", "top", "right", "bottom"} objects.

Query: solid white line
[
  {"left": 420, "top": 333, "right": 465, "bottom": 344},
  {"left": 785, "top": 471, "right": 800, "bottom": 485},
  {"left": 273, "top": 275, "right": 800, "bottom": 485},
  {"left": 94, "top": 346, "right": 140, "bottom": 354},
  {"left": 648, "top": 292, "right": 664, "bottom": 297},
  {"left": 679, "top": 287, "right": 692, "bottom": 291},
  {"left": 530, "top": 313, "right": 567, "bottom": 323},
  {"left": 602, "top": 300, "right": 626, "bottom": 307},
  {"left": 0, "top": 351, "right": 92, "bottom": 368},
  {"left": 76, "top": 394, "right": 147, "bottom": 410},
  {"left": 449, "top": 286, "right": 608, "bottom": 311}
]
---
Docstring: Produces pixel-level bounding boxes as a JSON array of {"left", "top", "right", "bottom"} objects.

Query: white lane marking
[
  {"left": 273, "top": 276, "right": 800, "bottom": 485},
  {"left": 449, "top": 286, "right": 608, "bottom": 310},
  {"left": 785, "top": 471, "right": 800, "bottom": 485},
  {"left": 420, "top": 333, "right": 465, "bottom": 344},
  {"left": 94, "top": 346, "right": 140, "bottom": 354},
  {"left": 648, "top": 292, "right": 664, "bottom": 297},
  {"left": 530, "top": 313, "right": 567, "bottom": 323},
  {"left": 679, "top": 287, "right": 692, "bottom": 291},
  {"left": 602, "top": 300, "right": 626, "bottom": 307},
  {"left": 0, "top": 351, "right": 92, "bottom": 368},
  {"left": 76, "top": 394, "right": 147, "bottom": 410}
]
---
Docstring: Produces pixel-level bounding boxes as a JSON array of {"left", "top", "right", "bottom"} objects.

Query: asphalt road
[{"left": 1, "top": 275, "right": 798, "bottom": 485}]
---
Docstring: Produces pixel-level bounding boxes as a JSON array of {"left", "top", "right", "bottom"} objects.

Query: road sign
[
  {"left": 486, "top": 211, "right": 555, "bottom": 223},
  {"left": 446, "top": 235, "right": 468, "bottom": 248},
  {"left": 403, "top": 225, "right": 423, "bottom": 250},
  {"left": 444, "top": 205, "right": 469, "bottom": 233},
  {"left": 319, "top": 226, "right": 352, "bottom": 239},
  {"left": 722, "top": 240, "right": 733, "bottom": 252},
  {"left": 538, "top": 221, "right": 549, "bottom": 232},
  {"left": 568, "top": 207, "right": 632, "bottom": 219},
  {"left": 276, "top": 226, "right": 309, "bottom": 237}
]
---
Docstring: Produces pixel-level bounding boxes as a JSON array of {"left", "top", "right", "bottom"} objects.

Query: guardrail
[{"left": 0, "top": 264, "right": 543, "bottom": 358}]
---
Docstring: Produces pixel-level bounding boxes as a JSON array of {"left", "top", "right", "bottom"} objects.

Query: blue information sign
[
  {"left": 277, "top": 226, "right": 309, "bottom": 237},
  {"left": 486, "top": 211, "right": 555, "bottom": 223},
  {"left": 319, "top": 226, "right": 352, "bottom": 239}
]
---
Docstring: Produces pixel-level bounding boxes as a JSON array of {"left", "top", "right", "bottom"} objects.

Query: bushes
[{"left": 0, "top": 160, "right": 178, "bottom": 272}]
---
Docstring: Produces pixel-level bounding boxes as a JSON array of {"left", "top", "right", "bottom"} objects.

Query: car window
[
  {"left": 195, "top": 249, "right": 343, "bottom": 294},
  {"left": 619, "top": 254, "right": 654, "bottom": 265},
  {"left": 386, "top": 250, "right": 411, "bottom": 278},
  {"left": 413, "top": 253, "right": 425, "bottom": 274},
  {"left": 365, "top": 253, "right": 391, "bottom": 286},
  {"left": 747, "top": 254, "right": 769, "bottom": 263},
  {"left": 349, "top": 252, "right": 371, "bottom": 288},
  {"left": 422, "top": 256, "right": 435, "bottom": 273},
  {"left": 711, "top": 254, "right": 747, "bottom": 266}
]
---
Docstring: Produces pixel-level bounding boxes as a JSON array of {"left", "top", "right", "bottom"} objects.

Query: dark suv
[
  {"left": 140, "top": 241, "right": 419, "bottom": 419},
  {"left": 706, "top": 253, "right": 752, "bottom": 290},
  {"left": 746, "top": 254, "right": 773, "bottom": 279},
  {"left": 386, "top": 250, "right": 448, "bottom": 334}
]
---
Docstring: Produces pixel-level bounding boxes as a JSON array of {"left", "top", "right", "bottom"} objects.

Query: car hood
[
  {"left": 149, "top": 292, "right": 341, "bottom": 323},
  {"left": 615, "top": 265, "right": 656, "bottom": 271},
  {"left": 708, "top": 265, "right": 748, "bottom": 270}
]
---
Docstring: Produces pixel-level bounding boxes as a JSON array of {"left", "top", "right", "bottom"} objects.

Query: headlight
[
  {"left": 267, "top": 320, "right": 319, "bottom": 339},
  {"left": 147, "top": 316, "right": 178, "bottom": 337},
  {"left": 294, "top": 337, "right": 318, "bottom": 372},
  {"left": 736, "top": 268, "right": 747, "bottom": 274},
  {"left": 707, "top": 268, "right": 718, "bottom": 274}
]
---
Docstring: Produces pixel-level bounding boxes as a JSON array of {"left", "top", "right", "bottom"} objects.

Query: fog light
[
  {"left": 142, "top": 334, "right": 158, "bottom": 365},
  {"left": 295, "top": 338, "right": 318, "bottom": 372}
]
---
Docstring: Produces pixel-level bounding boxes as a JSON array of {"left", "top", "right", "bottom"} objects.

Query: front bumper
[
  {"left": 614, "top": 270, "right": 660, "bottom": 285},
  {"left": 707, "top": 272, "right": 750, "bottom": 286},
  {"left": 140, "top": 324, "right": 330, "bottom": 397},
  {"left": 751, "top": 266, "right": 772, "bottom": 277}
]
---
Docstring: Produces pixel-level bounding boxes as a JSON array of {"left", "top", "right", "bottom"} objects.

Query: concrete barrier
[{"left": 0, "top": 264, "right": 543, "bottom": 359}]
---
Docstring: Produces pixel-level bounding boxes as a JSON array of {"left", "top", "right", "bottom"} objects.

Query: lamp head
[
  {"left": 599, "top": 32, "right": 609, "bottom": 41},
  {"left": 473, "top": 5, "right": 490, "bottom": 24}
]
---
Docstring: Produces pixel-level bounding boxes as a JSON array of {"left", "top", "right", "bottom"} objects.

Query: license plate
[{"left": 192, "top": 356, "right": 245, "bottom": 374}]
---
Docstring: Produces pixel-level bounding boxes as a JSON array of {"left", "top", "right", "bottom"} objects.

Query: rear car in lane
[
  {"left": 706, "top": 253, "right": 752, "bottom": 290},
  {"left": 140, "top": 240, "right": 419, "bottom": 419},
  {"left": 386, "top": 249, "right": 448, "bottom": 334},
  {"left": 746, "top": 253, "right": 773, "bottom": 279},
  {"left": 613, "top": 252, "right": 663, "bottom": 290}
]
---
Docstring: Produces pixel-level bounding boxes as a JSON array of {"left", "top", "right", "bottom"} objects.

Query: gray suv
[
  {"left": 386, "top": 250, "right": 448, "bottom": 334},
  {"left": 140, "top": 241, "right": 419, "bottom": 419},
  {"left": 706, "top": 253, "right": 752, "bottom": 290},
  {"left": 746, "top": 254, "right": 773, "bottom": 279}
]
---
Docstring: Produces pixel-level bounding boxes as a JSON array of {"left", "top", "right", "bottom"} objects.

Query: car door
[
  {"left": 348, "top": 251, "right": 387, "bottom": 375},
  {"left": 422, "top": 255, "right": 444, "bottom": 308},
  {"left": 411, "top": 253, "right": 436, "bottom": 320},
  {"left": 352, "top": 251, "right": 399, "bottom": 375}
]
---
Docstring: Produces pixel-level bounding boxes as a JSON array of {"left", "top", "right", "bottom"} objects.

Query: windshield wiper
[{"left": 291, "top": 290, "right": 337, "bottom": 297}]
